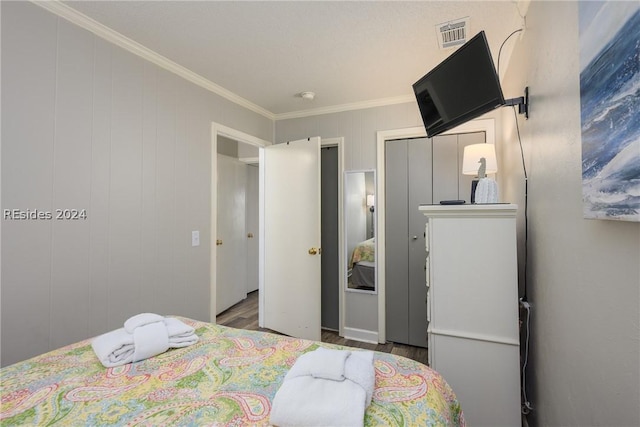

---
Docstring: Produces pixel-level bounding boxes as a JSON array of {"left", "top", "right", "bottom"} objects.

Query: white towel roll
[
  {"left": 91, "top": 314, "right": 198, "bottom": 368},
  {"left": 310, "top": 348, "right": 351, "bottom": 381},
  {"left": 124, "top": 313, "right": 166, "bottom": 333},
  {"left": 270, "top": 348, "right": 375, "bottom": 427},
  {"left": 132, "top": 321, "right": 170, "bottom": 362}
]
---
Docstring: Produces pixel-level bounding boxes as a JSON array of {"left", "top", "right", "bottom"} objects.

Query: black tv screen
[{"left": 413, "top": 31, "right": 505, "bottom": 138}]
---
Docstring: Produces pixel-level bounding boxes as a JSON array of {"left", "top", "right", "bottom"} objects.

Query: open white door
[{"left": 261, "top": 137, "right": 321, "bottom": 341}]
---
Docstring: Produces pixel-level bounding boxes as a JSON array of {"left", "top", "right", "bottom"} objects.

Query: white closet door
[
  {"left": 261, "top": 137, "right": 321, "bottom": 341},
  {"left": 216, "top": 154, "right": 248, "bottom": 314}
]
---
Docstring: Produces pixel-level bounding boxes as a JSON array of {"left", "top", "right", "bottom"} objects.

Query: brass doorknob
[
  {"left": 247, "top": 233, "right": 254, "bottom": 238},
  {"left": 308, "top": 247, "right": 318, "bottom": 255},
  {"left": 216, "top": 239, "right": 223, "bottom": 246}
]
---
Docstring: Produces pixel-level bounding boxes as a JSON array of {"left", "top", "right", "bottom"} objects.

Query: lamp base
[{"left": 470, "top": 179, "right": 479, "bottom": 204}]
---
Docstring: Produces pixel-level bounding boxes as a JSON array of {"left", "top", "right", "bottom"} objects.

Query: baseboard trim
[{"left": 343, "top": 327, "right": 378, "bottom": 344}]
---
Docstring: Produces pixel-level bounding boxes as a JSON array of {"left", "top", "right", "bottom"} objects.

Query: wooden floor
[{"left": 216, "top": 290, "right": 429, "bottom": 366}]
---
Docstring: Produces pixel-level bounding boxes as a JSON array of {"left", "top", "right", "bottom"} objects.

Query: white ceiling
[{"left": 62, "top": 1, "right": 527, "bottom": 119}]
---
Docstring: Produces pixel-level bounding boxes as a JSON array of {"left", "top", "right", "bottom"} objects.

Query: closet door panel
[
  {"left": 384, "top": 140, "right": 409, "bottom": 344},
  {"left": 432, "top": 135, "right": 459, "bottom": 203}
]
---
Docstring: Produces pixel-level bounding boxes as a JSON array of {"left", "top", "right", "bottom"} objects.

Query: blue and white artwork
[{"left": 579, "top": 2, "right": 640, "bottom": 221}]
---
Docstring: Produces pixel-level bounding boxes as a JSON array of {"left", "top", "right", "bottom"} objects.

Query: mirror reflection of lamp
[
  {"left": 366, "top": 194, "right": 375, "bottom": 212},
  {"left": 462, "top": 143, "right": 498, "bottom": 204},
  {"left": 366, "top": 194, "right": 375, "bottom": 239}
]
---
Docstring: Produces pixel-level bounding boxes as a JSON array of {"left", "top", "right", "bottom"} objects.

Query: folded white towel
[
  {"left": 344, "top": 349, "right": 375, "bottom": 407},
  {"left": 270, "top": 348, "right": 375, "bottom": 427},
  {"left": 164, "top": 318, "right": 200, "bottom": 345},
  {"left": 270, "top": 375, "right": 367, "bottom": 427},
  {"left": 286, "top": 347, "right": 351, "bottom": 381},
  {"left": 92, "top": 328, "right": 135, "bottom": 366},
  {"left": 132, "top": 321, "right": 169, "bottom": 362},
  {"left": 124, "top": 313, "right": 165, "bottom": 333},
  {"left": 311, "top": 348, "right": 351, "bottom": 380},
  {"left": 91, "top": 314, "right": 198, "bottom": 368}
]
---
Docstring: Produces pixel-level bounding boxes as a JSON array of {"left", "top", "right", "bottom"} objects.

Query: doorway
[
  {"left": 211, "top": 124, "right": 345, "bottom": 337},
  {"left": 210, "top": 123, "right": 268, "bottom": 322},
  {"left": 321, "top": 145, "right": 339, "bottom": 330},
  {"left": 215, "top": 151, "right": 250, "bottom": 314},
  {"left": 215, "top": 136, "right": 260, "bottom": 315}
]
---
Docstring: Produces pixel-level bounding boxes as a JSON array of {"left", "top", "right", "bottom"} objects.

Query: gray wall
[
  {"left": 0, "top": 2, "right": 273, "bottom": 366},
  {"left": 499, "top": 1, "right": 639, "bottom": 425}
]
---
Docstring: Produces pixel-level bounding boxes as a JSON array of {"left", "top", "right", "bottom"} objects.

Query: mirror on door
[{"left": 345, "top": 170, "right": 376, "bottom": 293}]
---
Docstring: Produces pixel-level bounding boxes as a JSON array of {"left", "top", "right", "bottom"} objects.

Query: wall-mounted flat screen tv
[{"left": 413, "top": 31, "right": 505, "bottom": 138}]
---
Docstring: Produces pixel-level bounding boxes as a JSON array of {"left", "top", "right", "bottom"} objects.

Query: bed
[
  {"left": 349, "top": 237, "right": 376, "bottom": 290},
  {"left": 0, "top": 318, "right": 465, "bottom": 426}
]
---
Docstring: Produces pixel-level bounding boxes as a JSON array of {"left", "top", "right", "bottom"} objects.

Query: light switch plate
[{"left": 191, "top": 230, "right": 200, "bottom": 247}]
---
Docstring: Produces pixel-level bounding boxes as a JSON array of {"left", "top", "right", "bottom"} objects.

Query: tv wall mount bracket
[{"left": 504, "top": 86, "right": 529, "bottom": 119}]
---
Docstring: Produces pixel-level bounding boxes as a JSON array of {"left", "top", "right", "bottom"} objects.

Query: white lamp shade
[
  {"left": 366, "top": 194, "right": 375, "bottom": 207},
  {"left": 462, "top": 143, "right": 498, "bottom": 175}
]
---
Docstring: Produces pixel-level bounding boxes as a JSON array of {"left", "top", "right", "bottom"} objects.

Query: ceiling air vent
[{"left": 436, "top": 17, "right": 470, "bottom": 49}]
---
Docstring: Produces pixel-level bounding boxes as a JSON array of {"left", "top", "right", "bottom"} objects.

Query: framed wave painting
[{"left": 579, "top": 1, "right": 640, "bottom": 222}]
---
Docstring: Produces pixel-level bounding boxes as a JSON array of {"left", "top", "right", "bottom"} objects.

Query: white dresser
[{"left": 419, "top": 204, "right": 521, "bottom": 426}]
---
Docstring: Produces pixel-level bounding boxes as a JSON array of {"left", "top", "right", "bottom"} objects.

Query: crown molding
[
  {"left": 32, "top": 1, "right": 419, "bottom": 123},
  {"left": 32, "top": 0, "right": 276, "bottom": 121},
  {"left": 274, "top": 94, "right": 415, "bottom": 121}
]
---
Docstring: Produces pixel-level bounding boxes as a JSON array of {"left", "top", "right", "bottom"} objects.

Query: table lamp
[{"left": 462, "top": 143, "right": 498, "bottom": 203}]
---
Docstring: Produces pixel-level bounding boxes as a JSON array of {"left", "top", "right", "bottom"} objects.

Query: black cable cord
[
  {"left": 497, "top": 27, "right": 529, "bottom": 302},
  {"left": 512, "top": 85, "right": 533, "bottom": 417},
  {"left": 513, "top": 109, "right": 533, "bottom": 414},
  {"left": 513, "top": 106, "right": 529, "bottom": 301},
  {"left": 498, "top": 28, "right": 533, "bottom": 414},
  {"left": 497, "top": 29, "right": 523, "bottom": 77}
]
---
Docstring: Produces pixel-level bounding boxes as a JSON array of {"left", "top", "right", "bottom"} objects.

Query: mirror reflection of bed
[
  {"left": 345, "top": 170, "right": 376, "bottom": 292},
  {"left": 348, "top": 237, "right": 375, "bottom": 291}
]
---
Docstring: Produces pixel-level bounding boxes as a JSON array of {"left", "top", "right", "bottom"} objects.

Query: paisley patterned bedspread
[
  {"left": 0, "top": 318, "right": 465, "bottom": 426},
  {"left": 349, "top": 237, "right": 376, "bottom": 268}
]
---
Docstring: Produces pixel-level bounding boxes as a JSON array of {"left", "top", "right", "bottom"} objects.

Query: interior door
[
  {"left": 216, "top": 154, "right": 248, "bottom": 314},
  {"left": 261, "top": 137, "right": 321, "bottom": 341}
]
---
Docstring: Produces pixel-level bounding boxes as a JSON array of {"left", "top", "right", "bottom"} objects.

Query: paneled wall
[
  {"left": 500, "top": 1, "right": 640, "bottom": 425},
  {"left": 0, "top": 2, "right": 273, "bottom": 366}
]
